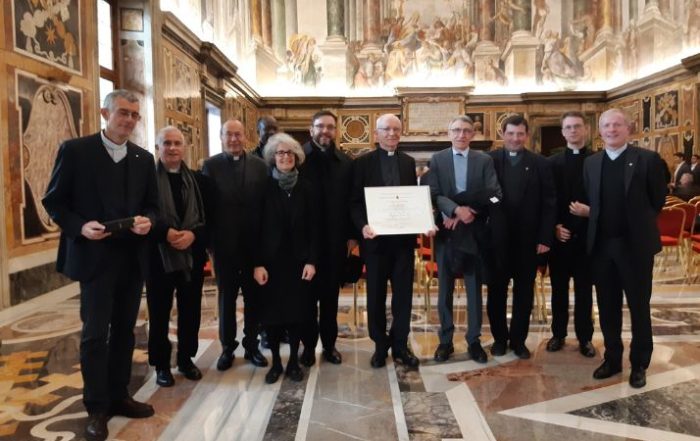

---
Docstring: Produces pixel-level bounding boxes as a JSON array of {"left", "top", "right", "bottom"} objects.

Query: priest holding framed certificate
[{"left": 351, "top": 113, "right": 435, "bottom": 369}]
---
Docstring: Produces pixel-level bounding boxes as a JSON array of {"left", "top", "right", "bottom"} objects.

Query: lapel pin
[
  {"left": 628, "top": 162, "right": 633, "bottom": 166},
  {"left": 525, "top": 166, "right": 529, "bottom": 171}
]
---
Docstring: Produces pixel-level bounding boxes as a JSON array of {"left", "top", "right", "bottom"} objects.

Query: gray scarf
[
  {"left": 272, "top": 167, "right": 298, "bottom": 191},
  {"left": 156, "top": 161, "right": 205, "bottom": 276}
]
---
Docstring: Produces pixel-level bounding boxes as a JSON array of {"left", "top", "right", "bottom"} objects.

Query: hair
[
  {"left": 311, "top": 110, "right": 337, "bottom": 125},
  {"left": 693, "top": 154, "right": 700, "bottom": 160},
  {"left": 447, "top": 115, "right": 474, "bottom": 130},
  {"left": 220, "top": 119, "right": 244, "bottom": 136},
  {"left": 102, "top": 89, "right": 139, "bottom": 111},
  {"left": 257, "top": 115, "right": 278, "bottom": 127},
  {"left": 680, "top": 172, "right": 694, "bottom": 186},
  {"left": 501, "top": 114, "right": 529, "bottom": 133},
  {"left": 598, "top": 108, "right": 631, "bottom": 127},
  {"left": 376, "top": 113, "right": 401, "bottom": 129},
  {"left": 674, "top": 152, "right": 685, "bottom": 159},
  {"left": 263, "top": 133, "right": 305, "bottom": 167},
  {"left": 560, "top": 111, "right": 586, "bottom": 124},
  {"left": 155, "top": 126, "right": 184, "bottom": 147}
]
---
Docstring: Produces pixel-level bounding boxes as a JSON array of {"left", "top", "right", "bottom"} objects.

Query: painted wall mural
[
  {"left": 13, "top": 70, "right": 83, "bottom": 244},
  {"left": 12, "top": 0, "right": 81, "bottom": 74}
]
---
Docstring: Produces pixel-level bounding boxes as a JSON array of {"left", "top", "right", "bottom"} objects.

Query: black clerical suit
[
  {"left": 299, "top": 140, "right": 355, "bottom": 352},
  {"left": 202, "top": 151, "right": 268, "bottom": 354},
  {"left": 487, "top": 148, "right": 556, "bottom": 347},
  {"left": 548, "top": 147, "right": 594, "bottom": 344},
  {"left": 583, "top": 145, "right": 666, "bottom": 369},
  {"left": 146, "top": 165, "right": 210, "bottom": 370},
  {"left": 351, "top": 148, "right": 417, "bottom": 352},
  {"left": 42, "top": 132, "right": 158, "bottom": 414}
]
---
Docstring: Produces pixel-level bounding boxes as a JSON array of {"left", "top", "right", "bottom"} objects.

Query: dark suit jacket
[
  {"left": 583, "top": 145, "right": 666, "bottom": 257},
  {"left": 42, "top": 132, "right": 159, "bottom": 282},
  {"left": 202, "top": 151, "right": 268, "bottom": 264},
  {"left": 350, "top": 148, "right": 417, "bottom": 253},
  {"left": 548, "top": 147, "right": 591, "bottom": 247},
  {"left": 488, "top": 148, "right": 556, "bottom": 253},
  {"left": 299, "top": 141, "right": 356, "bottom": 275},
  {"left": 674, "top": 161, "right": 692, "bottom": 186},
  {"left": 254, "top": 176, "right": 320, "bottom": 267}
]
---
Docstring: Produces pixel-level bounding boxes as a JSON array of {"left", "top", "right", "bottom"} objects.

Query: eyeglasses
[
  {"left": 450, "top": 128, "right": 474, "bottom": 134},
  {"left": 115, "top": 109, "right": 142, "bottom": 121},
  {"left": 313, "top": 124, "right": 336, "bottom": 130},
  {"left": 377, "top": 127, "right": 401, "bottom": 133},
  {"left": 275, "top": 150, "right": 295, "bottom": 157},
  {"left": 562, "top": 124, "right": 584, "bottom": 131}
]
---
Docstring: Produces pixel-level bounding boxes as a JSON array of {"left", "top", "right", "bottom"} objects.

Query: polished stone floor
[{"left": 1, "top": 269, "right": 700, "bottom": 441}]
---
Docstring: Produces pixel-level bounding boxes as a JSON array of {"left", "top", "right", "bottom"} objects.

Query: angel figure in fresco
[
  {"left": 416, "top": 39, "right": 446, "bottom": 76},
  {"left": 685, "top": 0, "right": 700, "bottom": 47},
  {"left": 491, "top": 0, "right": 525, "bottom": 35},
  {"left": 446, "top": 41, "right": 474, "bottom": 78},
  {"left": 570, "top": 10, "right": 596, "bottom": 51},
  {"left": 288, "top": 34, "right": 321, "bottom": 86},
  {"left": 385, "top": 40, "right": 413, "bottom": 83},
  {"left": 532, "top": 0, "right": 550, "bottom": 39}
]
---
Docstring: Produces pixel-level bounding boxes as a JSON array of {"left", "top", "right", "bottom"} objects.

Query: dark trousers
[
  {"left": 303, "top": 262, "right": 340, "bottom": 351},
  {"left": 591, "top": 238, "right": 654, "bottom": 369},
  {"left": 364, "top": 246, "right": 414, "bottom": 351},
  {"left": 268, "top": 324, "right": 302, "bottom": 367},
  {"left": 549, "top": 243, "right": 594, "bottom": 343},
  {"left": 213, "top": 257, "right": 260, "bottom": 353},
  {"left": 79, "top": 250, "right": 143, "bottom": 414},
  {"left": 146, "top": 264, "right": 203, "bottom": 368},
  {"left": 487, "top": 244, "right": 537, "bottom": 346}
]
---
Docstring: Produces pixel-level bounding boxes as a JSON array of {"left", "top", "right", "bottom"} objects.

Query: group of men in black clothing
[{"left": 43, "top": 89, "right": 666, "bottom": 441}]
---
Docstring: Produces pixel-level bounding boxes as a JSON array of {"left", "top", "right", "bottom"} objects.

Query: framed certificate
[{"left": 364, "top": 186, "right": 434, "bottom": 235}]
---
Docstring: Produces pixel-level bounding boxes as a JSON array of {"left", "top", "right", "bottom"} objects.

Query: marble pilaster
[
  {"left": 473, "top": 41, "right": 502, "bottom": 84},
  {"left": 478, "top": 0, "right": 495, "bottom": 42},
  {"left": 637, "top": 0, "right": 682, "bottom": 68},
  {"left": 250, "top": 40, "right": 283, "bottom": 84},
  {"left": 251, "top": 0, "right": 262, "bottom": 42},
  {"left": 579, "top": 37, "right": 619, "bottom": 82},
  {"left": 319, "top": 39, "right": 350, "bottom": 88},
  {"left": 511, "top": 0, "right": 531, "bottom": 34},
  {"left": 595, "top": 0, "right": 620, "bottom": 44},
  {"left": 271, "top": 0, "right": 286, "bottom": 59},
  {"left": 285, "top": 0, "right": 298, "bottom": 42},
  {"left": 327, "top": 0, "right": 345, "bottom": 41},
  {"left": 501, "top": 32, "right": 540, "bottom": 84},
  {"left": 262, "top": 0, "right": 272, "bottom": 48},
  {"left": 361, "top": 0, "right": 382, "bottom": 53}
]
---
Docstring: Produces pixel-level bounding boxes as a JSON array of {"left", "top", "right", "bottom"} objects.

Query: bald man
[
  {"left": 351, "top": 114, "right": 421, "bottom": 368},
  {"left": 581, "top": 109, "right": 666, "bottom": 388},
  {"left": 203, "top": 119, "right": 269, "bottom": 371}
]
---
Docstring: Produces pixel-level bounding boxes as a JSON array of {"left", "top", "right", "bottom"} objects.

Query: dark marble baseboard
[{"left": 10, "top": 262, "right": 72, "bottom": 305}]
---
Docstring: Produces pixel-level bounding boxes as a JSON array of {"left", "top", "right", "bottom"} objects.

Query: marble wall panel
[{"left": 9, "top": 262, "right": 71, "bottom": 305}]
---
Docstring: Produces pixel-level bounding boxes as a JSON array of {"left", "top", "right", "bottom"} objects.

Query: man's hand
[
  {"left": 81, "top": 221, "right": 111, "bottom": 240},
  {"left": 454, "top": 206, "right": 475, "bottom": 224},
  {"left": 130, "top": 215, "right": 152, "bottom": 235},
  {"left": 536, "top": 244, "right": 550, "bottom": 254},
  {"left": 362, "top": 224, "right": 376, "bottom": 239},
  {"left": 171, "top": 230, "right": 195, "bottom": 250},
  {"left": 443, "top": 217, "right": 459, "bottom": 230},
  {"left": 301, "top": 264, "right": 316, "bottom": 281},
  {"left": 425, "top": 225, "right": 438, "bottom": 237},
  {"left": 254, "top": 266, "right": 268, "bottom": 285},
  {"left": 555, "top": 224, "right": 571, "bottom": 242},
  {"left": 569, "top": 201, "right": 590, "bottom": 217}
]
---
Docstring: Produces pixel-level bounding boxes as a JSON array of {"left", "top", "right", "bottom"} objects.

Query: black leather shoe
[
  {"left": 629, "top": 367, "right": 647, "bottom": 388},
  {"left": 593, "top": 360, "right": 622, "bottom": 379},
  {"left": 244, "top": 348, "right": 269, "bottom": 367},
  {"left": 178, "top": 360, "right": 203, "bottom": 381},
  {"left": 155, "top": 368, "right": 175, "bottom": 387},
  {"left": 109, "top": 397, "right": 154, "bottom": 418},
  {"left": 370, "top": 350, "right": 387, "bottom": 368},
  {"left": 265, "top": 365, "right": 283, "bottom": 384},
  {"left": 393, "top": 348, "right": 420, "bottom": 368},
  {"left": 579, "top": 341, "right": 596, "bottom": 358},
  {"left": 511, "top": 343, "right": 531, "bottom": 359},
  {"left": 490, "top": 340, "right": 508, "bottom": 356},
  {"left": 216, "top": 351, "right": 234, "bottom": 371},
  {"left": 468, "top": 342, "right": 488, "bottom": 363},
  {"left": 286, "top": 363, "right": 304, "bottom": 382},
  {"left": 299, "top": 349, "right": 316, "bottom": 367},
  {"left": 546, "top": 336, "right": 565, "bottom": 352},
  {"left": 434, "top": 343, "right": 454, "bottom": 362},
  {"left": 322, "top": 348, "right": 342, "bottom": 364},
  {"left": 85, "top": 413, "right": 109, "bottom": 441}
]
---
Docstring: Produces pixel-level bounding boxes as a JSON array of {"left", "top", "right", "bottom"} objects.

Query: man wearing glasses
[
  {"left": 43, "top": 89, "right": 159, "bottom": 441},
  {"left": 426, "top": 116, "right": 501, "bottom": 364},
  {"left": 298, "top": 110, "right": 356, "bottom": 366},
  {"left": 351, "top": 114, "right": 421, "bottom": 368},
  {"left": 545, "top": 111, "right": 596, "bottom": 358}
]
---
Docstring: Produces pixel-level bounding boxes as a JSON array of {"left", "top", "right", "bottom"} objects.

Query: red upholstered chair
[{"left": 657, "top": 206, "right": 686, "bottom": 273}]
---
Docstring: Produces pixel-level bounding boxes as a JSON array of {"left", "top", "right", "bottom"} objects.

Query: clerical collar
[
  {"left": 166, "top": 166, "right": 181, "bottom": 173},
  {"left": 567, "top": 145, "right": 585, "bottom": 154},
  {"left": 101, "top": 130, "right": 127, "bottom": 162},
  {"left": 452, "top": 147, "right": 469, "bottom": 156},
  {"left": 507, "top": 149, "right": 521, "bottom": 157},
  {"left": 379, "top": 147, "right": 396, "bottom": 157},
  {"left": 604, "top": 145, "right": 627, "bottom": 160},
  {"left": 227, "top": 151, "right": 244, "bottom": 161}
]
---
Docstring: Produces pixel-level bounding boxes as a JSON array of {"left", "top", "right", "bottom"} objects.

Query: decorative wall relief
[
  {"left": 466, "top": 113, "right": 487, "bottom": 140},
  {"left": 14, "top": 70, "right": 82, "bottom": 243},
  {"left": 655, "top": 135, "right": 678, "bottom": 161},
  {"left": 618, "top": 101, "right": 640, "bottom": 135},
  {"left": 12, "top": 0, "right": 81, "bottom": 73},
  {"left": 340, "top": 115, "right": 370, "bottom": 145},
  {"left": 642, "top": 97, "right": 652, "bottom": 132},
  {"left": 654, "top": 91, "right": 679, "bottom": 130},
  {"left": 120, "top": 8, "right": 144, "bottom": 32}
]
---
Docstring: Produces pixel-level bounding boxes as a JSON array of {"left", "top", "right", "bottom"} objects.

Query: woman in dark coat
[{"left": 254, "top": 133, "right": 319, "bottom": 384}]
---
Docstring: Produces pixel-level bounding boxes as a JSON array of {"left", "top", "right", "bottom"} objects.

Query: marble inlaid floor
[{"left": 2, "top": 273, "right": 700, "bottom": 441}]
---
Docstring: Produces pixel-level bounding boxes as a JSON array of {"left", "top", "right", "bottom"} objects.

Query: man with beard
[
  {"left": 203, "top": 119, "right": 269, "bottom": 371},
  {"left": 253, "top": 115, "right": 280, "bottom": 158},
  {"left": 298, "top": 110, "right": 356, "bottom": 366}
]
